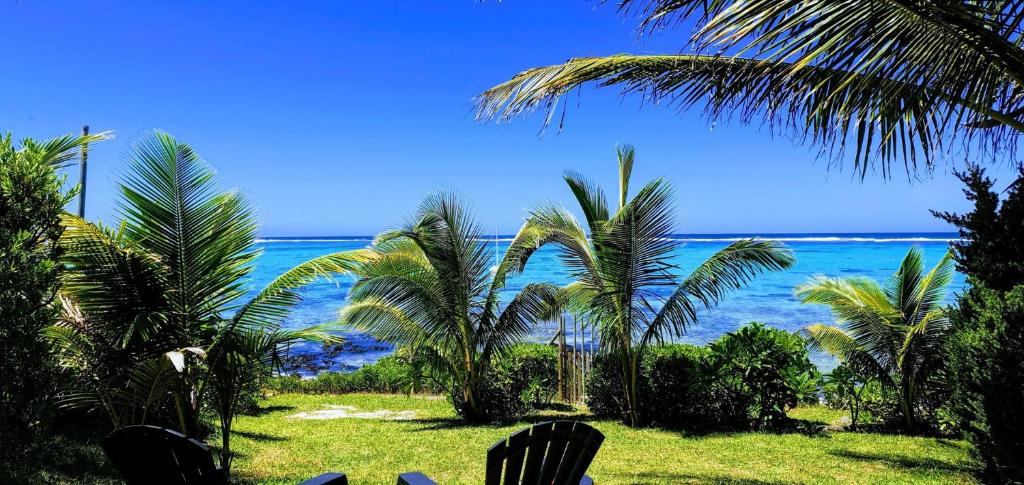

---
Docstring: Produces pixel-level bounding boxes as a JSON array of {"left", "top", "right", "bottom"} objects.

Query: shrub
[
  {"left": 587, "top": 344, "right": 747, "bottom": 430},
  {"left": 822, "top": 362, "right": 875, "bottom": 429},
  {"left": 267, "top": 344, "right": 558, "bottom": 423},
  {"left": 638, "top": 344, "right": 746, "bottom": 429},
  {"left": 0, "top": 134, "right": 77, "bottom": 459},
  {"left": 944, "top": 284, "right": 1024, "bottom": 483},
  {"left": 267, "top": 356, "right": 432, "bottom": 395},
  {"left": 708, "top": 323, "right": 819, "bottom": 429}
]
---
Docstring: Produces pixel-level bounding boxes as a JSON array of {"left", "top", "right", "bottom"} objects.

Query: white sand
[{"left": 288, "top": 405, "right": 417, "bottom": 421}]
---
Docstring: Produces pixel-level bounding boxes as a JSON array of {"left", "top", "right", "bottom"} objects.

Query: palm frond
[
  {"left": 617, "top": 144, "right": 636, "bottom": 211},
  {"left": 232, "top": 250, "right": 374, "bottom": 331},
  {"left": 14, "top": 131, "right": 112, "bottom": 168},
  {"left": 682, "top": 238, "right": 796, "bottom": 309},
  {"left": 119, "top": 131, "right": 259, "bottom": 326},
  {"left": 477, "top": 52, "right": 1020, "bottom": 177},
  {"left": 564, "top": 171, "right": 610, "bottom": 230}
]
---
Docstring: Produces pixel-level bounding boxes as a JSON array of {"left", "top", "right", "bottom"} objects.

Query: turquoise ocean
[{"left": 249, "top": 233, "right": 963, "bottom": 374}]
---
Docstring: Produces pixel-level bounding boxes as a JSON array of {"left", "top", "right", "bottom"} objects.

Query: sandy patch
[{"left": 287, "top": 405, "right": 417, "bottom": 421}]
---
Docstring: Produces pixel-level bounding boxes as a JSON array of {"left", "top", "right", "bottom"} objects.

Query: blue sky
[{"left": 4, "top": 1, "right": 1019, "bottom": 235}]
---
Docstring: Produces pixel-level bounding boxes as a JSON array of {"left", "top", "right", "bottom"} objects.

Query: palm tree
[
  {"left": 340, "top": 192, "right": 558, "bottom": 423},
  {"left": 798, "top": 246, "right": 954, "bottom": 431},
  {"left": 504, "top": 145, "right": 795, "bottom": 426},
  {"left": 50, "top": 131, "right": 366, "bottom": 473},
  {"left": 476, "top": 1, "right": 1024, "bottom": 177}
]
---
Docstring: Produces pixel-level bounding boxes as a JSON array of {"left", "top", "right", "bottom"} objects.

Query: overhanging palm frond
[{"left": 477, "top": 54, "right": 1000, "bottom": 177}]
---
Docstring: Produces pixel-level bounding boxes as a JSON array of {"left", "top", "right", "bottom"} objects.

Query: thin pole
[{"left": 78, "top": 125, "right": 89, "bottom": 218}]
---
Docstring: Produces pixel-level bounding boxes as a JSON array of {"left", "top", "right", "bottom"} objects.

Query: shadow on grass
[
  {"left": 829, "top": 449, "right": 973, "bottom": 474},
  {"left": 612, "top": 471, "right": 795, "bottom": 484},
  {"left": 244, "top": 404, "right": 296, "bottom": 416},
  {"left": 407, "top": 411, "right": 599, "bottom": 432},
  {"left": 232, "top": 429, "right": 287, "bottom": 442}
]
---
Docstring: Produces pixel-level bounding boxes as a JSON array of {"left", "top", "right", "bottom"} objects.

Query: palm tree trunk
[
  {"left": 901, "top": 379, "right": 915, "bottom": 432},
  {"left": 621, "top": 348, "right": 641, "bottom": 427}
]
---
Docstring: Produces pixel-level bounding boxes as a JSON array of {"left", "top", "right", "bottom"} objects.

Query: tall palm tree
[
  {"left": 50, "top": 131, "right": 366, "bottom": 473},
  {"left": 504, "top": 145, "right": 795, "bottom": 426},
  {"left": 340, "top": 192, "right": 558, "bottom": 423},
  {"left": 476, "top": 1, "right": 1024, "bottom": 177},
  {"left": 798, "top": 246, "right": 954, "bottom": 431}
]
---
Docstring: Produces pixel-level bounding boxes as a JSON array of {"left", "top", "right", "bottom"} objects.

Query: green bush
[
  {"left": 587, "top": 344, "right": 745, "bottom": 430},
  {"left": 821, "top": 362, "right": 882, "bottom": 429},
  {"left": 267, "top": 344, "right": 558, "bottom": 424},
  {"left": 0, "top": 134, "right": 74, "bottom": 459},
  {"left": 267, "top": 356, "right": 432, "bottom": 395},
  {"left": 708, "top": 323, "right": 820, "bottom": 429},
  {"left": 944, "top": 284, "right": 1024, "bottom": 483}
]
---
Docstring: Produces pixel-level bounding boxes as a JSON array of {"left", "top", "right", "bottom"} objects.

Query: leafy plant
[
  {"left": 945, "top": 285, "right": 1024, "bottom": 482},
  {"left": 708, "top": 323, "right": 819, "bottom": 428},
  {"left": 935, "top": 164, "right": 1024, "bottom": 482},
  {"left": 505, "top": 145, "right": 794, "bottom": 426},
  {"left": 477, "top": 1, "right": 1024, "bottom": 177},
  {"left": 339, "top": 192, "right": 558, "bottom": 423},
  {"left": 799, "top": 246, "right": 954, "bottom": 432},
  {"left": 822, "top": 362, "right": 873, "bottom": 430},
  {"left": 934, "top": 163, "right": 1024, "bottom": 292},
  {"left": 50, "top": 131, "right": 364, "bottom": 474},
  {"left": 0, "top": 132, "right": 104, "bottom": 459}
]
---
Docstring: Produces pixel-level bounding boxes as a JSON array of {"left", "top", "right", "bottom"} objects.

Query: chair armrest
[
  {"left": 580, "top": 474, "right": 594, "bottom": 485},
  {"left": 299, "top": 472, "right": 349, "bottom": 485},
  {"left": 397, "top": 471, "right": 438, "bottom": 485}
]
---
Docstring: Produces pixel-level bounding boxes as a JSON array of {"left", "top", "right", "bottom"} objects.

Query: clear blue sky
[{"left": 4, "top": 1, "right": 1019, "bottom": 235}]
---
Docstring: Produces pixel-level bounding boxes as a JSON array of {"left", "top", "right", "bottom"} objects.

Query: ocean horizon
[{"left": 254, "top": 232, "right": 963, "bottom": 374}]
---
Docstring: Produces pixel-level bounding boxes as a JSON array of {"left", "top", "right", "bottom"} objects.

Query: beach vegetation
[
  {"left": 936, "top": 164, "right": 1024, "bottom": 483},
  {"left": 47, "top": 131, "right": 366, "bottom": 475},
  {"left": 336, "top": 192, "right": 559, "bottom": 423},
  {"left": 504, "top": 145, "right": 794, "bottom": 426},
  {"left": 799, "top": 246, "right": 955, "bottom": 432},
  {"left": 708, "top": 322, "right": 820, "bottom": 429},
  {"left": 0, "top": 132, "right": 104, "bottom": 474}
]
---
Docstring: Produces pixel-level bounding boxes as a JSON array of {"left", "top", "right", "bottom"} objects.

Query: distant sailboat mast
[{"left": 490, "top": 225, "right": 499, "bottom": 273}]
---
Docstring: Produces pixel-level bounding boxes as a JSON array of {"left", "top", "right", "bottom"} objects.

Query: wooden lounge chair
[
  {"left": 102, "top": 425, "right": 347, "bottom": 485},
  {"left": 397, "top": 420, "right": 604, "bottom": 485}
]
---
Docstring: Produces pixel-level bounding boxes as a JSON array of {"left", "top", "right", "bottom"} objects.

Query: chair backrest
[
  {"left": 102, "top": 425, "right": 225, "bottom": 485},
  {"left": 485, "top": 420, "right": 604, "bottom": 485}
]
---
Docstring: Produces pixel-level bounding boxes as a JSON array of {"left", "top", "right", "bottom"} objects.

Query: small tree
[
  {"left": 0, "top": 132, "right": 102, "bottom": 460},
  {"left": 799, "top": 247, "right": 954, "bottom": 432},
  {"left": 822, "top": 362, "right": 871, "bottom": 430},
  {"left": 934, "top": 163, "right": 1024, "bottom": 483}
]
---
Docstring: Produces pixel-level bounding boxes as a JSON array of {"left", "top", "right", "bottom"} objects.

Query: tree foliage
[
  {"left": 936, "top": 163, "right": 1024, "bottom": 482},
  {"left": 506, "top": 145, "right": 794, "bottom": 425},
  {"left": 339, "top": 192, "right": 558, "bottom": 423},
  {"left": 477, "top": 1, "right": 1024, "bottom": 177},
  {"left": 933, "top": 163, "right": 1024, "bottom": 291},
  {"left": 50, "top": 131, "right": 361, "bottom": 474},
  {"left": 799, "top": 247, "right": 954, "bottom": 431},
  {"left": 0, "top": 132, "right": 101, "bottom": 460}
]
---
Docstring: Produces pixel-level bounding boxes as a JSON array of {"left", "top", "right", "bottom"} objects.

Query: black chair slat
[
  {"left": 501, "top": 428, "right": 531, "bottom": 485},
  {"left": 555, "top": 424, "right": 605, "bottom": 485},
  {"left": 520, "top": 421, "right": 553, "bottom": 485},
  {"left": 538, "top": 421, "right": 574, "bottom": 484},
  {"left": 486, "top": 438, "right": 507, "bottom": 485}
]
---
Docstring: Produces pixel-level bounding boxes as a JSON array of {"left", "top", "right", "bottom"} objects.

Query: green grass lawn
[{"left": 226, "top": 393, "right": 979, "bottom": 484}]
